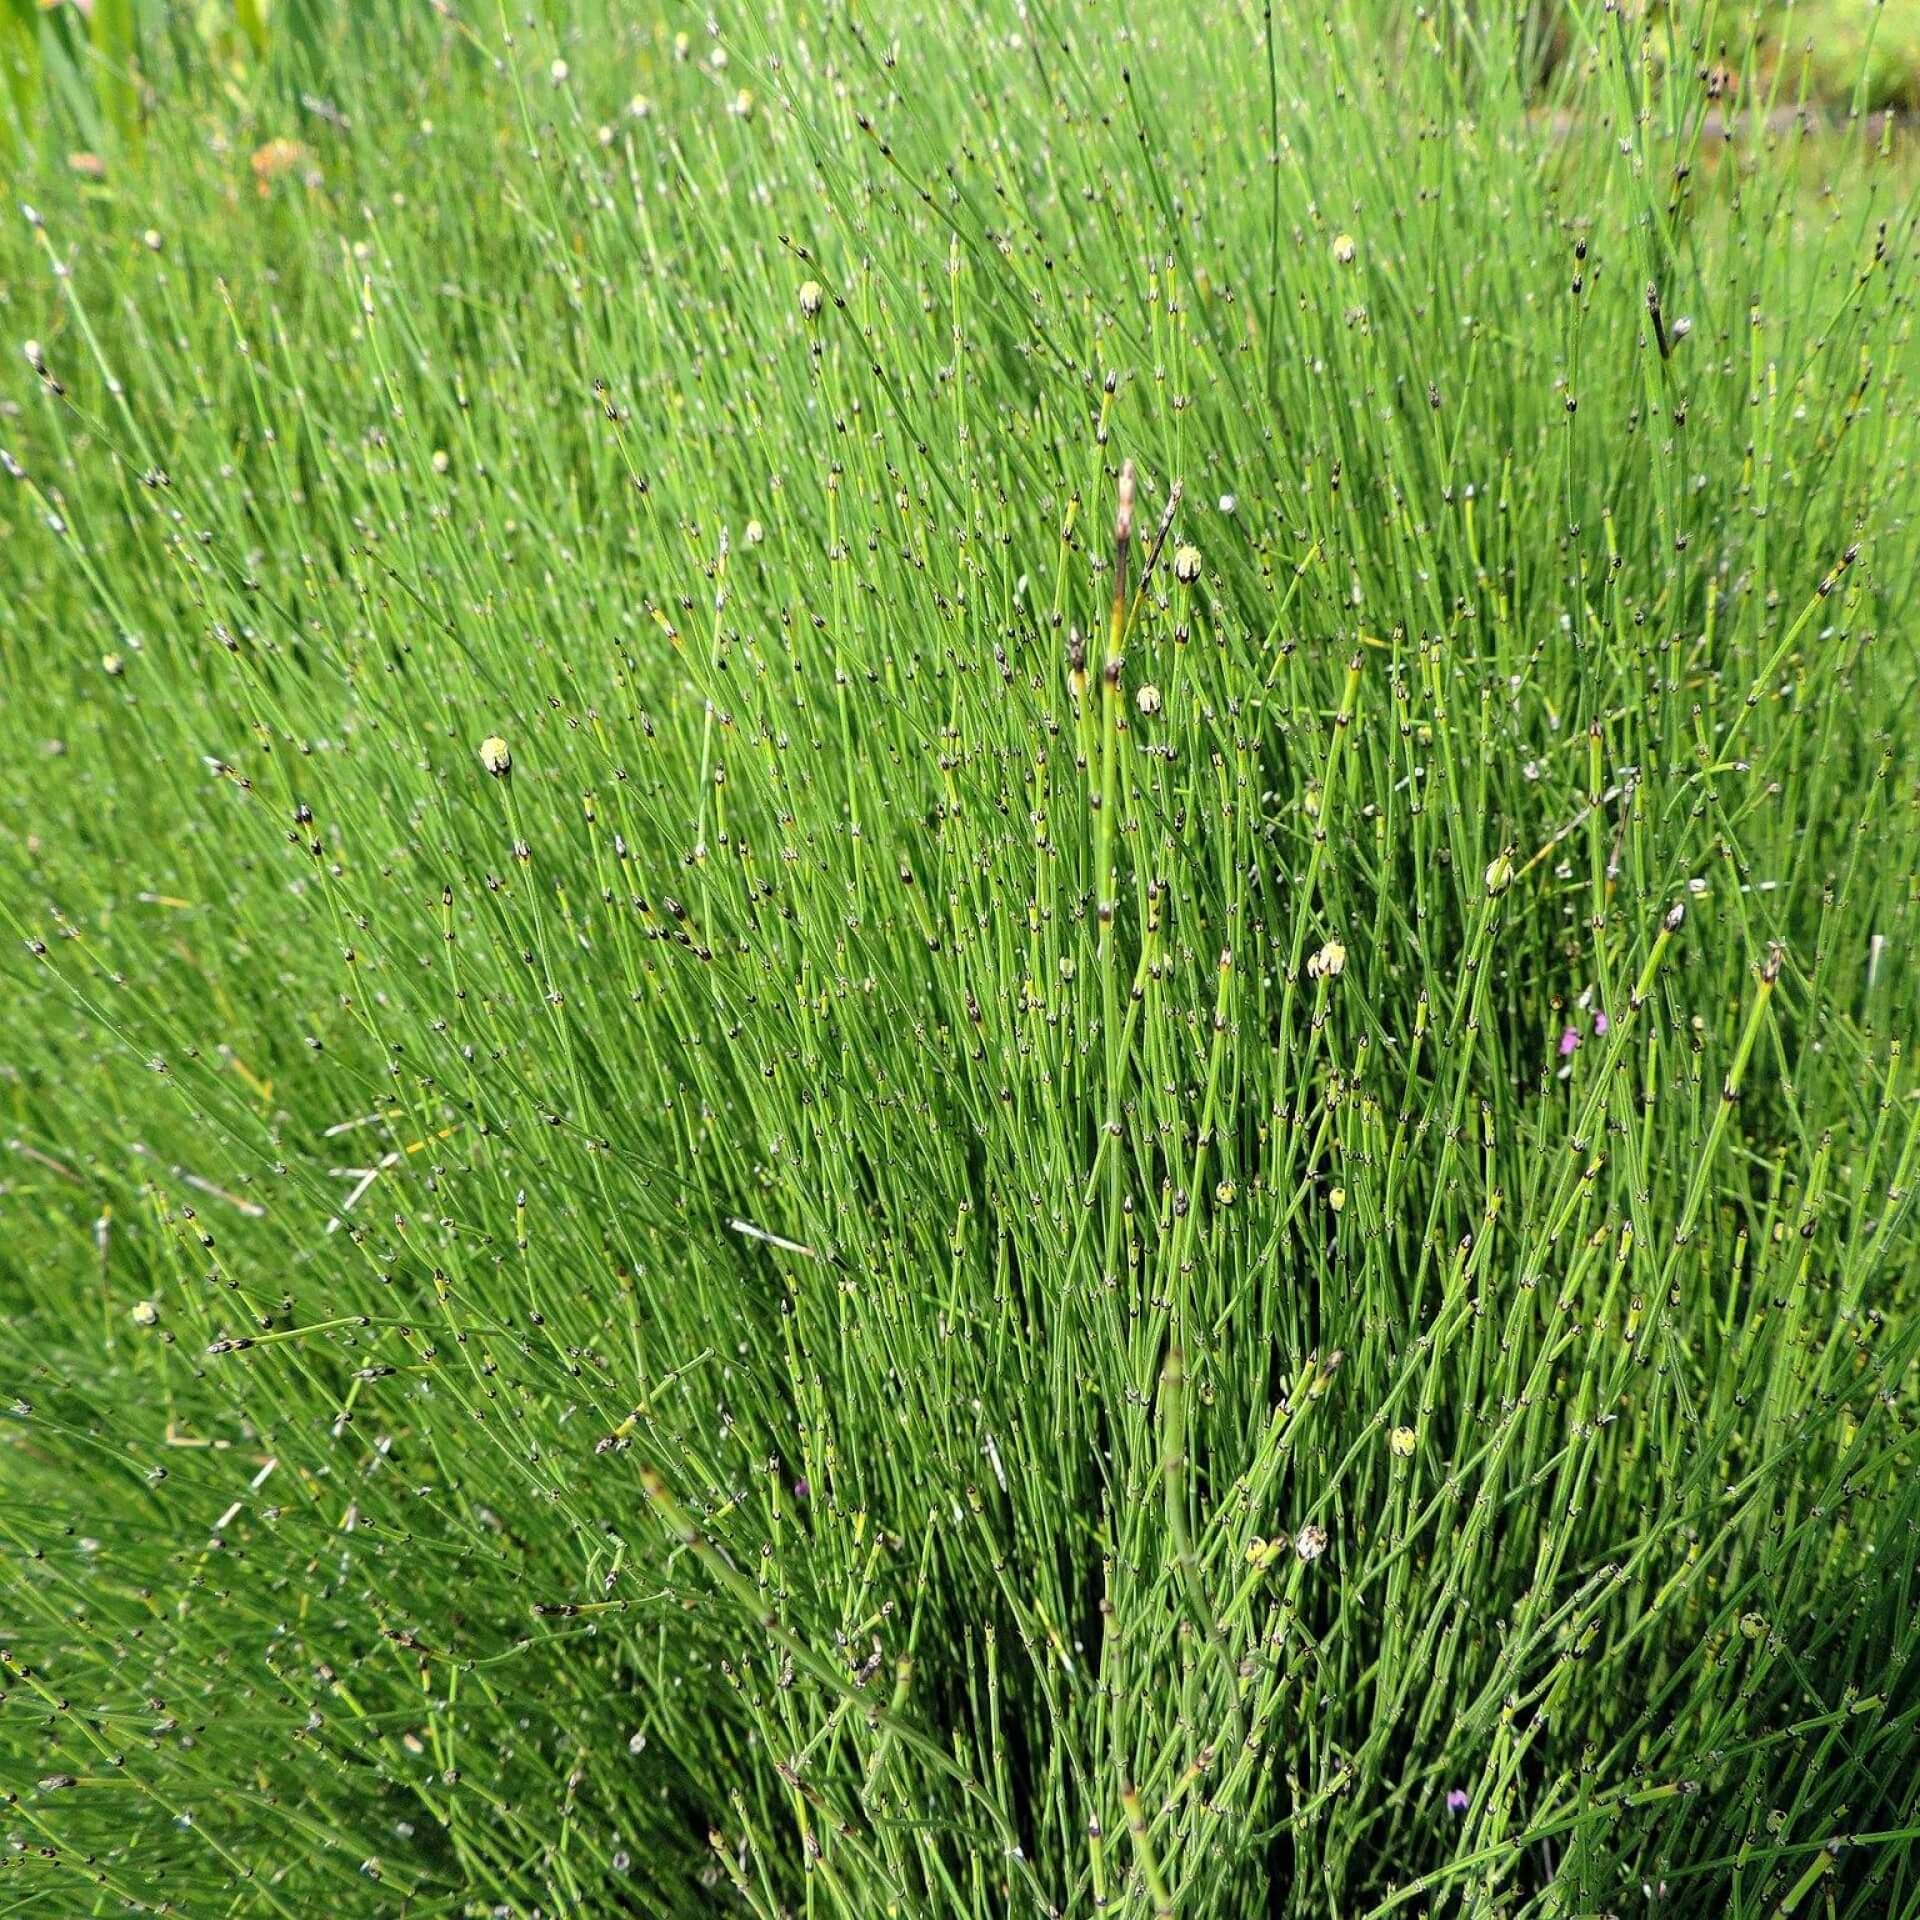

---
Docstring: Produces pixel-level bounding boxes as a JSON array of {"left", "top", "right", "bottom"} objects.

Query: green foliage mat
[{"left": 3, "top": 3, "right": 1919, "bottom": 1914}]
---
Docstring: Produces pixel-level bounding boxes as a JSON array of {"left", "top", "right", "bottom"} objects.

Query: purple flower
[
  {"left": 1592, "top": 1010, "right": 1610, "bottom": 1036},
  {"left": 792, "top": 1478, "right": 810, "bottom": 1501},
  {"left": 1445, "top": 1788, "right": 1470, "bottom": 1815},
  {"left": 1558, "top": 1026, "right": 1579, "bottom": 1057}
]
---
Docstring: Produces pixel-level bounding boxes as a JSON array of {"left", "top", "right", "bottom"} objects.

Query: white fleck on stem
[{"left": 727, "top": 1216, "right": 821, "bottom": 1259}]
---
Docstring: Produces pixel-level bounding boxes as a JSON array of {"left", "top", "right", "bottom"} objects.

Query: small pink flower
[
  {"left": 1445, "top": 1788, "right": 1470, "bottom": 1814},
  {"left": 1558, "top": 1026, "right": 1579, "bottom": 1057},
  {"left": 1592, "top": 1011, "right": 1610, "bottom": 1036}
]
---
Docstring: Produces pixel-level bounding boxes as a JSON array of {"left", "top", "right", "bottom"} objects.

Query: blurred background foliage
[
  {"left": 2, "top": 0, "right": 1915, "bottom": 185},
  {"left": 1, "top": 0, "right": 426, "bottom": 170}
]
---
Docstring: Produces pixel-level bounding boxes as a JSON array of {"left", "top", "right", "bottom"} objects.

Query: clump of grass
[{"left": 3, "top": 2, "right": 1919, "bottom": 1916}]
